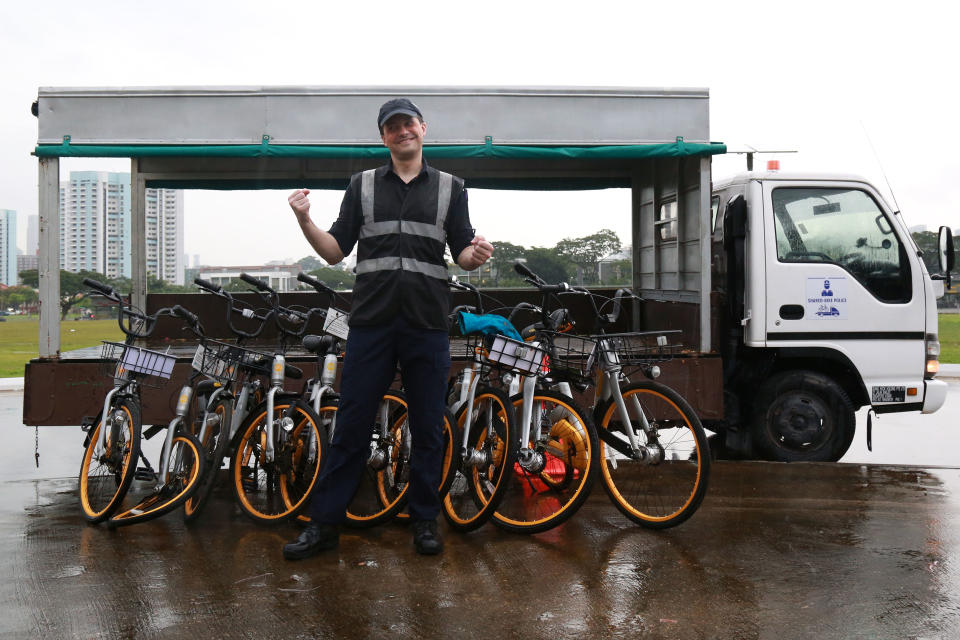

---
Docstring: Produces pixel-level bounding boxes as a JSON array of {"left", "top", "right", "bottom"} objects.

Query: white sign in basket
[
  {"left": 488, "top": 336, "right": 545, "bottom": 375},
  {"left": 323, "top": 308, "right": 350, "bottom": 340},
  {"left": 121, "top": 346, "right": 176, "bottom": 379}
]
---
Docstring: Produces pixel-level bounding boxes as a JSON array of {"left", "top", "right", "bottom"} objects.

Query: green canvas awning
[
  {"left": 34, "top": 140, "right": 726, "bottom": 190},
  {"left": 35, "top": 139, "right": 725, "bottom": 159}
]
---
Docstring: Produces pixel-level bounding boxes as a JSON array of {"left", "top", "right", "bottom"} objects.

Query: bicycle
[
  {"left": 78, "top": 278, "right": 205, "bottom": 526},
  {"left": 181, "top": 277, "right": 279, "bottom": 523},
  {"left": 295, "top": 272, "right": 457, "bottom": 528},
  {"left": 565, "top": 283, "right": 711, "bottom": 529},
  {"left": 225, "top": 273, "right": 328, "bottom": 524},
  {"left": 455, "top": 265, "right": 599, "bottom": 534},
  {"left": 443, "top": 277, "right": 519, "bottom": 532}
]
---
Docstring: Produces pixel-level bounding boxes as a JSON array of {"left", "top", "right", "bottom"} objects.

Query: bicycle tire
[
  {"left": 345, "top": 392, "right": 456, "bottom": 528},
  {"left": 379, "top": 409, "right": 458, "bottom": 526},
  {"left": 184, "top": 395, "right": 233, "bottom": 523},
  {"left": 108, "top": 432, "right": 205, "bottom": 527},
  {"left": 492, "top": 389, "right": 598, "bottom": 534},
  {"left": 230, "top": 399, "right": 326, "bottom": 524},
  {"left": 443, "top": 386, "right": 517, "bottom": 532},
  {"left": 595, "top": 380, "right": 710, "bottom": 529},
  {"left": 78, "top": 398, "right": 142, "bottom": 523}
]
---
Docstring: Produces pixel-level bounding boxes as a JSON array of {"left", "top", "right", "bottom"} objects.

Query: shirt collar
[{"left": 385, "top": 157, "right": 430, "bottom": 184}]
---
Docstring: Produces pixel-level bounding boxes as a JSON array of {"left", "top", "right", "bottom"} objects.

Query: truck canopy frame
[{"left": 27, "top": 86, "right": 725, "bottom": 426}]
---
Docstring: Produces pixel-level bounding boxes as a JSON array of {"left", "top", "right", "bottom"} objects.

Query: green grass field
[
  {"left": 939, "top": 313, "right": 960, "bottom": 364},
  {"left": 0, "top": 315, "right": 122, "bottom": 377},
  {"left": 1, "top": 313, "right": 959, "bottom": 378}
]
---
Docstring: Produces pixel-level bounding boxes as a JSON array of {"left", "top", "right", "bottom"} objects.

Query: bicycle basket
[
  {"left": 194, "top": 340, "right": 273, "bottom": 379},
  {"left": 540, "top": 331, "right": 599, "bottom": 382},
  {"left": 593, "top": 331, "right": 683, "bottom": 368},
  {"left": 100, "top": 341, "right": 176, "bottom": 387},
  {"left": 465, "top": 334, "right": 549, "bottom": 376}
]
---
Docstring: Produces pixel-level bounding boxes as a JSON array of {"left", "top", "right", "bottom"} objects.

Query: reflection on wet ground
[
  {"left": 2, "top": 462, "right": 959, "bottom": 639},
  {"left": 4, "top": 389, "right": 960, "bottom": 637}
]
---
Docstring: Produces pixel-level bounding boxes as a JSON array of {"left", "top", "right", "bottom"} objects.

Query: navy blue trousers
[{"left": 307, "top": 315, "right": 449, "bottom": 524}]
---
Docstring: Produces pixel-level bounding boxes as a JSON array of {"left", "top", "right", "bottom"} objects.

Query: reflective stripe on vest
[
  {"left": 355, "top": 256, "right": 449, "bottom": 280},
  {"left": 355, "top": 168, "right": 454, "bottom": 279}
]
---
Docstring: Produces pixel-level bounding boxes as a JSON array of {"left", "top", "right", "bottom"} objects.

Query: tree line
[{"left": 16, "top": 231, "right": 951, "bottom": 319}]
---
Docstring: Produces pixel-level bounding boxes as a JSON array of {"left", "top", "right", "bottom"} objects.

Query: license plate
[{"left": 872, "top": 386, "right": 906, "bottom": 403}]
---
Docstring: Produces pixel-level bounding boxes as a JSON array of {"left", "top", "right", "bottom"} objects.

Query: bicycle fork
[
  {"left": 264, "top": 354, "right": 317, "bottom": 465},
  {"left": 601, "top": 370, "right": 663, "bottom": 466}
]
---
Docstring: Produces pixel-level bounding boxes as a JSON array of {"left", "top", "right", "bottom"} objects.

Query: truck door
[{"left": 760, "top": 179, "right": 926, "bottom": 407}]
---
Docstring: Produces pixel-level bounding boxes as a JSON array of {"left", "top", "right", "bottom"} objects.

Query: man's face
[{"left": 380, "top": 115, "right": 426, "bottom": 161}]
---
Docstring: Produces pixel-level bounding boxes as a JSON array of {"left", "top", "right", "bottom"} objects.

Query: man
[{"left": 283, "top": 98, "right": 493, "bottom": 559}]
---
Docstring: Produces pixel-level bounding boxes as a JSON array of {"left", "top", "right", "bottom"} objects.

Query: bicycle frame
[{"left": 590, "top": 341, "right": 661, "bottom": 464}]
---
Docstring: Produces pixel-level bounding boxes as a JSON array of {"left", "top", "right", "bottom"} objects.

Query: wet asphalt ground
[{"left": 3, "top": 383, "right": 960, "bottom": 639}]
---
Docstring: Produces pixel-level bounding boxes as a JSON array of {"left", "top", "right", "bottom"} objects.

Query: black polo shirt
[{"left": 328, "top": 160, "right": 474, "bottom": 330}]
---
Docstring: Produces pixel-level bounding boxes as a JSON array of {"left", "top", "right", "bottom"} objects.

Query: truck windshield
[{"left": 772, "top": 187, "right": 911, "bottom": 303}]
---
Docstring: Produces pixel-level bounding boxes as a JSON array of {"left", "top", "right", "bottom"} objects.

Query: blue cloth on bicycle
[{"left": 457, "top": 312, "right": 523, "bottom": 341}]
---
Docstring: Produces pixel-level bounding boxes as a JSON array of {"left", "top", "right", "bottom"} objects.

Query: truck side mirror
[{"left": 937, "top": 225, "right": 955, "bottom": 288}]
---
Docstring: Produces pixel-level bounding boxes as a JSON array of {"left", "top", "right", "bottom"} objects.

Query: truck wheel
[{"left": 750, "top": 370, "right": 855, "bottom": 462}]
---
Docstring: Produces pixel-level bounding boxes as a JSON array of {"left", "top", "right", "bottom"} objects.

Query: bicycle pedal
[
  {"left": 143, "top": 425, "right": 165, "bottom": 440},
  {"left": 80, "top": 416, "right": 96, "bottom": 431},
  {"left": 241, "top": 477, "right": 258, "bottom": 493},
  {"left": 135, "top": 467, "right": 157, "bottom": 481}
]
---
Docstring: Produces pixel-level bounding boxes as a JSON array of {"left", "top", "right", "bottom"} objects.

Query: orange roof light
[{"left": 767, "top": 160, "right": 781, "bottom": 171}]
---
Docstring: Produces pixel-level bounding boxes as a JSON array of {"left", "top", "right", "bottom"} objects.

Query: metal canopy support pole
[
  {"left": 699, "top": 155, "right": 712, "bottom": 353},
  {"left": 38, "top": 157, "right": 60, "bottom": 358},
  {"left": 131, "top": 159, "right": 147, "bottom": 313}
]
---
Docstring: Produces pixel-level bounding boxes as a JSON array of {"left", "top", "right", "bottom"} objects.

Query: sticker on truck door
[{"left": 806, "top": 277, "right": 847, "bottom": 319}]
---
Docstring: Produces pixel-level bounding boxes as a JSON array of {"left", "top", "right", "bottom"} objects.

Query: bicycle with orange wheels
[
  {"left": 443, "top": 277, "right": 519, "bottom": 532},
  {"left": 77, "top": 278, "right": 205, "bottom": 527},
  {"left": 226, "top": 273, "right": 328, "bottom": 525},
  {"left": 563, "top": 284, "right": 710, "bottom": 529},
  {"left": 180, "top": 277, "right": 279, "bottom": 524}
]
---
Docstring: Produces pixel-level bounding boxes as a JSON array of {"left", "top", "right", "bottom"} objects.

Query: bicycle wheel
[
  {"left": 184, "top": 395, "right": 233, "bottom": 523},
  {"left": 108, "top": 432, "right": 205, "bottom": 527},
  {"left": 230, "top": 399, "right": 326, "bottom": 524},
  {"left": 379, "top": 409, "right": 458, "bottom": 526},
  {"left": 492, "top": 389, "right": 598, "bottom": 534},
  {"left": 344, "top": 392, "right": 455, "bottom": 528},
  {"left": 78, "top": 398, "right": 142, "bottom": 524},
  {"left": 443, "top": 386, "right": 517, "bottom": 532},
  {"left": 596, "top": 380, "right": 710, "bottom": 529}
]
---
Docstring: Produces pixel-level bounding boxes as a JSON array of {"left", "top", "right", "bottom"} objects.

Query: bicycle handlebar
[
  {"left": 448, "top": 276, "right": 484, "bottom": 313},
  {"left": 512, "top": 262, "right": 569, "bottom": 294},
  {"left": 194, "top": 277, "right": 273, "bottom": 339},
  {"left": 297, "top": 272, "right": 336, "bottom": 297},
  {"left": 171, "top": 304, "right": 200, "bottom": 328},
  {"left": 507, "top": 301, "right": 540, "bottom": 323},
  {"left": 83, "top": 277, "right": 119, "bottom": 301},
  {"left": 193, "top": 277, "right": 222, "bottom": 294},
  {"left": 240, "top": 272, "right": 275, "bottom": 294}
]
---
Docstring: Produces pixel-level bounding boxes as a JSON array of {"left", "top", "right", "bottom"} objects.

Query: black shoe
[
  {"left": 412, "top": 519, "right": 443, "bottom": 555},
  {"left": 282, "top": 523, "right": 339, "bottom": 560}
]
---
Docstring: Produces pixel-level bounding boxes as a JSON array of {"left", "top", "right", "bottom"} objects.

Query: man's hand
[
  {"left": 288, "top": 189, "right": 311, "bottom": 221},
  {"left": 457, "top": 235, "right": 494, "bottom": 271},
  {"left": 287, "top": 189, "right": 345, "bottom": 265}
]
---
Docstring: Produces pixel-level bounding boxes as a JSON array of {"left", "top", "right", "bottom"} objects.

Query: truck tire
[{"left": 750, "top": 370, "right": 855, "bottom": 462}]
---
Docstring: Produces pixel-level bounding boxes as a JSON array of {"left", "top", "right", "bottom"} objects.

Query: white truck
[
  {"left": 708, "top": 170, "right": 954, "bottom": 461},
  {"left": 23, "top": 86, "right": 956, "bottom": 465}
]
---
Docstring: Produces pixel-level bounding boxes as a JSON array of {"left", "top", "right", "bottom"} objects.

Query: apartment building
[
  {"left": 0, "top": 209, "right": 15, "bottom": 286},
  {"left": 59, "top": 172, "right": 184, "bottom": 284}
]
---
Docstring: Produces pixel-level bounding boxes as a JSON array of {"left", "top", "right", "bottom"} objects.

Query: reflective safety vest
[{"left": 350, "top": 165, "right": 465, "bottom": 329}]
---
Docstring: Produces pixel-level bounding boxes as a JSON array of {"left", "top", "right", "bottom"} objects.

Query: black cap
[{"left": 377, "top": 98, "right": 423, "bottom": 129}]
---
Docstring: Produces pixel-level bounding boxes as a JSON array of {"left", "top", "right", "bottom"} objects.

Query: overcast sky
[{"left": 2, "top": 0, "right": 957, "bottom": 266}]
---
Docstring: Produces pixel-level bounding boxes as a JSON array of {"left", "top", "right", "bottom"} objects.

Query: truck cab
[{"left": 712, "top": 171, "right": 951, "bottom": 461}]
